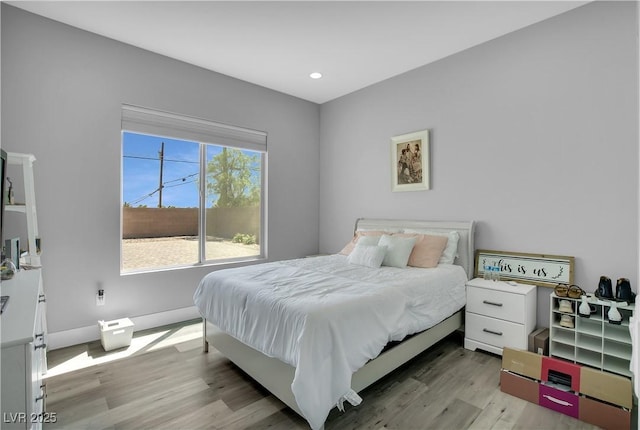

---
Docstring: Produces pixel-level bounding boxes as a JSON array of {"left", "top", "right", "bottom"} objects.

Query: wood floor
[{"left": 45, "top": 321, "right": 605, "bottom": 430}]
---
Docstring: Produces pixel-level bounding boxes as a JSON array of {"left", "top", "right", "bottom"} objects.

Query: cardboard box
[
  {"left": 502, "top": 348, "right": 632, "bottom": 429},
  {"left": 580, "top": 366, "right": 632, "bottom": 409},
  {"left": 502, "top": 347, "right": 542, "bottom": 380},
  {"left": 99, "top": 318, "right": 134, "bottom": 351},
  {"left": 579, "top": 396, "right": 630, "bottom": 430},
  {"left": 500, "top": 370, "right": 539, "bottom": 404},
  {"left": 541, "top": 356, "right": 580, "bottom": 392},
  {"left": 527, "top": 327, "right": 549, "bottom": 355}
]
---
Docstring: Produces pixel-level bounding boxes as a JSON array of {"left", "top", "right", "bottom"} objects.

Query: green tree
[{"left": 207, "top": 147, "right": 260, "bottom": 207}]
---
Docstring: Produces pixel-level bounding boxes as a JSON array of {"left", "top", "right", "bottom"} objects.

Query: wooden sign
[{"left": 475, "top": 249, "right": 574, "bottom": 288}]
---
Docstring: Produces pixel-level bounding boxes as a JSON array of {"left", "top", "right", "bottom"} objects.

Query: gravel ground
[{"left": 122, "top": 236, "right": 260, "bottom": 271}]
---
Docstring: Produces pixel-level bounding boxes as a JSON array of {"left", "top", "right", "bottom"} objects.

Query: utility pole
[{"left": 158, "top": 141, "right": 165, "bottom": 208}]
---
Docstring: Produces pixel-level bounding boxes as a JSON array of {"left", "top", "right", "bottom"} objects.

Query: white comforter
[{"left": 193, "top": 254, "right": 467, "bottom": 429}]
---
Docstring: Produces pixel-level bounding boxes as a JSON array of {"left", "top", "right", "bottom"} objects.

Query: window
[{"left": 121, "top": 105, "right": 266, "bottom": 273}]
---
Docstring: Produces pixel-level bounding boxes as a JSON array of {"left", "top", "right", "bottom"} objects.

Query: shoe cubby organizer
[{"left": 549, "top": 293, "right": 634, "bottom": 377}]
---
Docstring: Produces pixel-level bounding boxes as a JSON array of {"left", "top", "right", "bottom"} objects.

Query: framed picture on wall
[{"left": 391, "top": 129, "right": 430, "bottom": 192}]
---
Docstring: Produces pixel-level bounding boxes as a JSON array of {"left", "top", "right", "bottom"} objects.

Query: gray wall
[
  {"left": 1, "top": 5, "right": 320, "bottom": 334},
  {"left": 318, "top": 1, "right": 638, "bottom": 325},
  {"left": 2, "top": 2, "right": 638, "bottom": 336}
]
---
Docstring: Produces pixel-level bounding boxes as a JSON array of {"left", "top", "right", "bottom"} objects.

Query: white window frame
[{"left": 121, "top": 104, "right": 267, "bottom": 272}]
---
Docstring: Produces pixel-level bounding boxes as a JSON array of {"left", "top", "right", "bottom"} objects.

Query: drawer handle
[
  {"left": 34, "top": 343, "right": 47, "bottom": 350},
  {"left": 36, "top": 332, "right": 45, "bottom": 339},
  {"left": 35, "top": 394, "right": 46, "bottom": 402},
  {"left": 483, "top": 328, "right": 503, "bottom": 336},
  {"left": 542, "top": 394, "right": 572, "bottom": 407},
  {"left": 482, "top": 300, "right": 503, "bottom": 307},
  {"left": 38, "top": 294, "right": 46, "bottom": 303}
]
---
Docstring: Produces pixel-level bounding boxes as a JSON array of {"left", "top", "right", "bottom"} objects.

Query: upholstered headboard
[{"left": 353, "top": 218, "right": 476, "bottom": 278}]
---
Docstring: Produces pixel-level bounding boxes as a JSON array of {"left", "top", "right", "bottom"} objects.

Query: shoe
[
  {"left": 558, "top": 300, "right": 573, "bottom": 314},
  {"left": 559, "top": 314, "right": 575, "bottom": 328},
  {"left": 615, "top": 278, "right": 635, "bottom": 303},
  {"left": 595, "top": 276, "right": 613, "bottom": 300},
  {"left": 607, "top": 302, "right": 622, "bottom": 325},
  {"left": 555, "top": 283, "right": 584, "bottom": 299},
  {"left": 554, "top": 283, "right": 569, "bottom": 297},
  {"left": 578, "top": 296, "right": 595, "bottom": 318},
  {"left": 567, "top": 285, "right": 584, "bottom": 299}
]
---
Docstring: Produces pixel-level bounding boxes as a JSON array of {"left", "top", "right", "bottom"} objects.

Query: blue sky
[
  {"left": 123, "top": 132, "right": 203, "bottom": 207},
  {"left": 122, "top": 132, "right": 259, "bottom": 208}
]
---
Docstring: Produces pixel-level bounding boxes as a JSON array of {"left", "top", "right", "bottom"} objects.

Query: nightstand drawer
[
  {"left": 467, "top": 287, "right": 525, "bottom": 323},
  {"left": 465, "top": 313, "right": 527, "bottom": 349}
]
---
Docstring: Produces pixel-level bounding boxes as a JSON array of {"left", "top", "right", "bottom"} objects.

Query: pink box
[
  {"left": 541, "top": 356, "right": 580, "bottom": 392},
  {"left": 539, "top": 385, "right": 579, "bottom": 419}
]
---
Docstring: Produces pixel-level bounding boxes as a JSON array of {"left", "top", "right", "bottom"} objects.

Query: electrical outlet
[{"left": 96, "top": 289, "right": 105, "bottom": 306}]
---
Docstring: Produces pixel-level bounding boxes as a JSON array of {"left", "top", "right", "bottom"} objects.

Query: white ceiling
[{"left": 7, "top": 1, "right": 589, "bottom": 104}]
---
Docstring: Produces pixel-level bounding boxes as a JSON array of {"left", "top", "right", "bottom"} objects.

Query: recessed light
[{"left": 309, "top": 72, "right": 323, "bottom": 79}]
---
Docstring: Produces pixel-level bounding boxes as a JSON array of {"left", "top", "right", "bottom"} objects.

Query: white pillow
[
  {"left": 403, "top": 229, "right": 459, "bottom": 264},
  {"left": 357, "top": 235, "right": 382, "bottom": 246},
  {"left": 347, "top": 244, "right": 388, "bottom": 268},
  {"left": 378, "top": 234, "right": 417, "bottom": 268}
]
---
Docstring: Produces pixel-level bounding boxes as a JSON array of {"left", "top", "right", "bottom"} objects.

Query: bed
[{"left": 194, "top": 218, "right": 475, "bottom": 429}]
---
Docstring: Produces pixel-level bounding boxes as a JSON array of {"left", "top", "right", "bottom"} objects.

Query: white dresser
[
  {"left": 630, "top": 316, "right": 640, "bottom": 430},
  {"left": 1, "top": 269, "right": 48, "bottom": 429},
  {"left": 464, "top": 277, "right": 537, "bottom": 355}
]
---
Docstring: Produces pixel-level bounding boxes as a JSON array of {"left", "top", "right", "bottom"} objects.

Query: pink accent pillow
[
  {"left": 394, "top": 233, "right": 448, "bottom": 268},
  {"left": 339, "top": 230, "right": 386, "bottom": 255}
]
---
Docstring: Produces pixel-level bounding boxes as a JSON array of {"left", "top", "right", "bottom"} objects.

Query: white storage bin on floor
[{"left": 99, "top": 318, "right": 134, "bottom": 351}]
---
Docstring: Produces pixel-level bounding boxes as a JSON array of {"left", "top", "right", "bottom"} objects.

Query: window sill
[{"left": 120, "top": 256, "right": 267, "bottom": 276}]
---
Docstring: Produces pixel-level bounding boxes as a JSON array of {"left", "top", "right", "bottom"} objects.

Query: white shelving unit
[
  {"left": 5, "top": 152, "right": 40, "bottom": 266},
  {"left": 550, "top": 293, "right": 634, "bottom": 377}
]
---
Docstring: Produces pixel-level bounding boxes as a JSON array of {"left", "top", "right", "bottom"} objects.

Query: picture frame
[
  {"left": 474, "top": 249, "right": 575, "bottom": 288},
  {"left": 391, "top": 129, "right": 430, "bottom": 192}
]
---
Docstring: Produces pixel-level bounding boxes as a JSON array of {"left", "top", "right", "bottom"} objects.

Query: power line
[
  {"left": 125, "top": 141, "right": 200, "bottom": 207},
  {"left": 163, "top": 172, "right": 198, "bottom": 185},
  {"left": 163, "top": 179, "right": 198, "bottom": 189},
  {"left": 128, "top": 188, "right": 160, "bottom": 206},
  {"left": 123, "top": 154, "right": 199, "bottom": 164},
  {"left": 125, "top": 174, "right": 198, "bottom": 206}
]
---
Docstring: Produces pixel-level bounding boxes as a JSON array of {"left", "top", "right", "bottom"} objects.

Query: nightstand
[{"left": 464, "top": 278, "right": 537, "bottom": 355}]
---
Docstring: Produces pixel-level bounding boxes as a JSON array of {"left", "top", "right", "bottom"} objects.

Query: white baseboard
[{"left": 47, "top": 306, "right": 201, "bottom": 350}]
